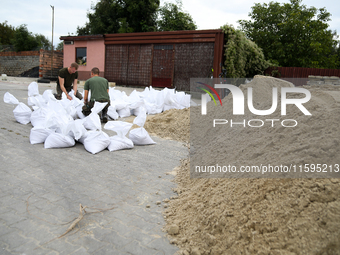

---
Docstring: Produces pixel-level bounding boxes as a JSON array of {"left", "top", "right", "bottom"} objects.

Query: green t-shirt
[
  {"left": 84, "top": 76, "right": 110, "bottom": 102},
  {"left": 57, "top": 67, "right": 78, "bottom": 89}
]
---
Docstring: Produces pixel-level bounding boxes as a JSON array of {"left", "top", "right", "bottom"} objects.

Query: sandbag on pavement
[
  {"left": 3, "top": 92, "right": 32, "bottom": 125},
  {"left": 30, "top": 127, "right": 55, "bottom": 144},
  {"left": 83, "top": 130, "right": 110, "bottom": 154},
  {"left": 129, "top": 108, "right": 156, "bottom": 145},
  {"left": 104, "top": 121, "right": 134, "bottom": 151},
  {"left": 44, "top": 133, "right": 75, "bottom": 149}
]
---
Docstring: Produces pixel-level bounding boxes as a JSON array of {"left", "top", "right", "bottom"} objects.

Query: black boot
[{"left": 101, "top": 109, "right": 108, "bottom": 123}]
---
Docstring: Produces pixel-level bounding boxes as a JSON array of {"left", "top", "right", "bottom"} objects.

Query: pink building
[
  {"left": 60, "top": 35, "right": 105, "bottom": 81},
  {"left": 60, "top": 30, "right": 224, "bottom": 91}
]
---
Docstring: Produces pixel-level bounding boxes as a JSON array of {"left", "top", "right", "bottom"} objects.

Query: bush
[{"left": 221, "top": 24, "right": 270, "bottom": 78}]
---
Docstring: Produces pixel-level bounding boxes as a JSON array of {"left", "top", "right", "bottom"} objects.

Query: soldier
[
  {"left": 55, "top": 62, "right": 83, "bottom": 100},
  {"left": 82, "top": 67, "right": 110, "bottom": 123}
]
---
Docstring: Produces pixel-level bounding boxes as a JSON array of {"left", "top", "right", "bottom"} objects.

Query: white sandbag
[
  {"left": 59, "top": 98, "right": 77, "bottom": 119},
  {"left": 117, "top": 106, "right": 131, "bottom": 118},
  {"left": 30, "top": 127, "right": 55, "bottom": 144},
  {"left": 143, "top": 100, "right": 158, "bottom": 115},
  {"left": 83, "top": 112, "right": 101, "bottom": 130},
  {"left": 176, "top": 91, "right": 191, "bottom": 109},
  {"left": 108, "top": 136, "right": 134, "bottom": 151},
  {"left": 109, "top": 87, "right": 123, "bottom": 101},
  {"left": 44, "top": 133, "right": 75, "bottom": 149},
  {"left": 4, "top": 92, "right": 32, "bottom": 124},
  {"left": 111, "top": 98, "right": 129, "bottom": 111},
  {"left": 129, "top": 127, "right": 156, "bottom": 145},
  {"left": 109, "top": 88, "right": 129, "bottom": 102},
  {"left": 133, "top": 106, "right": 146, "bottom": 116},
  {"left": 28, "top": 82, "right": 39, "bottom": 97},
  {"left": 67, "top": 119, "right": 87, "bottom": 140},
  {"left": 129, "top": 108, "right": 155, "bottom": 145},
  {"left": 163, "top": 88, "right": 181, "bottom": 111},
  {"left": 3, "top": 92, "right": 20, "bottom": 104},
  {"left": 133, "top": 107, "right": 147, "bottom": 127},
  {"left": 92, "top": 101, "right": 108, "bottom": 114},
  {"left": 42, "top": 89, "right": 57, "bottom": 103},
  {"left": 104, "top": 121, "right": 134, "bottom": 151},
  {"left": 77, "top": 130, "right": 90, "bottom": 144},
  {"left": 28, "top": 94, "right": 46, "bottom": 109},
  {"left": 76, "top": 106, "right": 86, "bottom": 119},
  {"left": 83, "top": 131, "right": 110, "bottom": 154},
  {"left": 13, "top": 103, "right": 32, "bottom": 125},
  {"left": 104, "top": 120, "right": 132, "bottom": 133},
  {"left": 107, "top": 106, "right": 119, "bottom": 120},
  {"left": 30, "top": 107, "right": 49, "bottom": 127}
]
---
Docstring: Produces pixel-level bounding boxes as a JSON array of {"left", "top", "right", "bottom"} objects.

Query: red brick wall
[{"left": 39, "top": 49, "right": 63, "bottom": 78}]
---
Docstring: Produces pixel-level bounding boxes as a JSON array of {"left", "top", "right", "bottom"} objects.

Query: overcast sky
[{"left": 1, "top": 0, "right": 339, "bottom": 47}]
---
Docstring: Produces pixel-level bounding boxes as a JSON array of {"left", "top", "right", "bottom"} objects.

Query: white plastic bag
[
  {"left": 91, "top": 101, "right": 108, "bottom": 114},
  {"left": 67, "top": 119, "right": 87, "bottom": 140},
  {"left": 129, "top": 127, "right": 156, "bottom": 145},
  {"left": 28, "top": 82, "right": 40, "bottom": 97},
  {"left": 83, "top": 112, "right": 101, "bottom": 130},
  {"left": 83, "top": 131, "right": 110, "bottom": 154},
  {"left": 44, "top": 133, "right": 75, "bottom": 149},
  {"left": 129, "top": 108, "right": 156, "bottom": 145},
  {"left": 3, "top": 92, "right": 19, "bottom": 104},
  {"left": 4, "top": 92, "right": 32, "bottom": 124},
  {"left": 13, "top": 103, "right": 32, "bottom": 125},
  {"left": 30, "top": 107, "right": 50, "bottom": 127},
  {"left": 104, "top": 121, "right": 134, "bottom": 151},
  {"left": 117, "top": 107, "right": 131, "bottom": 118},
  {"left": 107, "top": 105, "right": 119, "bottom": 120},
  {"left": 30, "top": 127, "right": 55, "bottom": 144}
]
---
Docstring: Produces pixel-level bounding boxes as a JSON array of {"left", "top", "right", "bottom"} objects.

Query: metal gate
[
  {"left": 105, "top": 44, "right": 152, "bottom": 86},
  {"left": 152, "top": 45, "right": 174, "bottom": 88}
]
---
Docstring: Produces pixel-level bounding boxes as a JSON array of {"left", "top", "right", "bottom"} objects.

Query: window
[{"left": 76, "top": 47, "right": 87, "bottom": 66}]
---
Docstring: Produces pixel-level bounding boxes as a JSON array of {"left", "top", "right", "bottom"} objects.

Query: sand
[{"left": 144, "top": 76, "right": 340, "bottom": 255}]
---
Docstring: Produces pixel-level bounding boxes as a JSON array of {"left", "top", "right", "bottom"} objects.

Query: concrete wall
[
  {"left": 307, "top": 75, "right": 340, "bottom": 86},
  {"left": 63, "top": 39, "right": 105, "bottom": 80},
  {"left": 0, "top": 50, "right": 63, "bottom": 79},
  {"left": 0, "top": 51, "right": 40, "bottom": 76}
]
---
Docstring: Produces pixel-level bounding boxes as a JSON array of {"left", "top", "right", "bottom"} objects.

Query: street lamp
[{"left": 51, "top": 5, "right": 54, "bottom": 79}]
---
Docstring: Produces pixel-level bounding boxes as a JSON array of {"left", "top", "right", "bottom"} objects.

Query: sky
[{"left": 1, "top": 0, "right": 339, "bottom": 47}]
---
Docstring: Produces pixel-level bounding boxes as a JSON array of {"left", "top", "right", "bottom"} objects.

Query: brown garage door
[
  {"left": 105, "top": 44, "right": 152, "bottom": 86},
  {"left": 152, "top": 45, "right": 174, "bottom": 88}
]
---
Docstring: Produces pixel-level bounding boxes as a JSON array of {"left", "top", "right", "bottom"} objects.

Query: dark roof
[
  {"left": 60, "top": 29, "right": 224, "bottom": 44},
  {"left": 59, "top": 34, "right": 104, "bottom": 41}
]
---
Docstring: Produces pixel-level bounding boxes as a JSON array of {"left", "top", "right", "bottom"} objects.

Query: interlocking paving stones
[{"left": 0, "top": 80, "right": 187, "bottom": 254}]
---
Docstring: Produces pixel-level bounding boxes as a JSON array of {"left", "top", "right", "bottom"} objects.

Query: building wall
[
  {"left": 39, "top": 50, "right": 63, "bottom": 79},
  {"left": 0, "top": 51, "right": 40, "bottom": 76},
  {"left": 0, "top": 50, "right": 63, "bottom": 78},
  {"left": 63, "top": 39, "right": 105, "bottom": 80}
]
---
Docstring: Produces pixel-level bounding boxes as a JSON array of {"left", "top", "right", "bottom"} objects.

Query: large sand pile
[
  {"left": 190, "top": 76, "right": 340, "bottom": 178},
  {"left": 145, "top": 76, "right": 340, "bottom": 254},
  {"left": 144, "top": 108, "right": 190, "bottom": 143}
]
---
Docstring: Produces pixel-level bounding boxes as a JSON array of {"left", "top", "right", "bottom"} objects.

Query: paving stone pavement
[{"left": 0, "top": 80, "right": 188, "bottom": 255}]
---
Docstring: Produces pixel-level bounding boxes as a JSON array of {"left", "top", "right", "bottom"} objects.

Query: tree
[
  {"left": 56, "top": 41, "right": 64, "bottom": 51},
  {"left": 239, "top": 0, "right": 339, "bottom": 68},
  {"left": 77, "top": 0, "right": 159, "bottom": 35},
  {"left": 0, "top": 21, "right": 15, "bottom": 45},
  {"left": 11, "top": 24, "right": 51, "bottom": 52},
  {"left": 12, "top": 24, "right": 39, "bottom": 51},
  {"left": 221, "top": 24, "right": 270, "bottom": 78},
  {"left": 35, "top": 34, "right": 51, "bottom": 50},
  {"left": 157, "top": 0, "right": 196, "bottom": 31}
]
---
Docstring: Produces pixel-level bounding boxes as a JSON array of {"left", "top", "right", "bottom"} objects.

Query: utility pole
[{"left": 51, "top": 5, "right": 54, "bottom": 79}]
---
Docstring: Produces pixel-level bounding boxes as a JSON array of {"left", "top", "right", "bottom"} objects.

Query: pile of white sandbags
[
  {"left": 108, "top": 86, "right": 191, "bottom": 118},
  {"left": 3, "top": 82, "right": 190, "bottom": 154}
]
